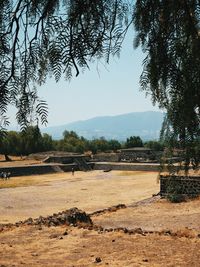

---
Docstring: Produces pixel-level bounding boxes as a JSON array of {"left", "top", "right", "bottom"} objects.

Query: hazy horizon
[{"left": 41, "top": 110, "right": 163, "bottom": 128}]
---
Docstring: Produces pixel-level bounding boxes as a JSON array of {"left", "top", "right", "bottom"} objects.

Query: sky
[{"left": 8, "top": 28, "right": 160, "bottom": 129}]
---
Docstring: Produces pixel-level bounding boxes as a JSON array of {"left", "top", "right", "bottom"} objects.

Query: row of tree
[{"left": 0, "top": 127, "right": 165, "bottom": 158}]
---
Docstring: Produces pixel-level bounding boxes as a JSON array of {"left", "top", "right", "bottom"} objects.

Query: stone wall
[
  {"left": 92, "top": 153, "right": 120, "bottom": 162},
  {"left": 119, "top": 151, "right": 162, "bottom": 163},
  {"left": 0, "top": 163, "right": 95, "bottom": 177},
  {"left": 94, "top": 163, "right": 160, "bottom": 171},
  {"left": 160, "top": 175, "right": 200, "bottom": 196},
  {"left": 43, "top": 155, "right": 91, "bottom": 164},
  {"left": 0, "top": 165, "right": 59, "bottom": 177}
]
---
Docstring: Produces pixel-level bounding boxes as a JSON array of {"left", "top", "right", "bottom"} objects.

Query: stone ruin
[
  {"left": 0, "top": 208, "right": 93, "bottom": 231},
  {"left": 119, "top": 147, "right": 158, "bottom": 163},
  {"left": 160, "top": 175, "right": 200, "bottom": 197}
]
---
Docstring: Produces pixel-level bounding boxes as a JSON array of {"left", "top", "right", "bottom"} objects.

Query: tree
[
  {"left": 41, "top": 133, "right": 54, "bottom": 151},
  {"left": 144, "top": 140, "right": 164, "bottom": 151},
  {"left": 63, "top": 130, "right": 79, "bottom": 140},
  {"left": 134, "top": 1, "right": 200, "bottom": 170},
  {"left": 1, "top": 1, "right": 199, "bottom": 169},
  {"left": 20, "top": 125, "right": 43, "bottom": 155},
  {"left": 56, "top": 130, "right": 87, "bottom": 153},
  {"left": 0, "top": 0, "right": 131, "bottom": 128},
  {"left": 108, "top": 139, "right": 121, "bottom": 151},
  {"left": 6, "top": 131, "right": 22, "bottom": 156},
  {"left": 0, "top": 133, "right": 11, "bottom": 161},
  {"left": 125, "top": 136, "right": 143, "bottom": 148}
]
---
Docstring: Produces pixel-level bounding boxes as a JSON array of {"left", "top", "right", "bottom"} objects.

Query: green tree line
[{"left": 0, "top": 127, "right": 165, "bottom": 159}]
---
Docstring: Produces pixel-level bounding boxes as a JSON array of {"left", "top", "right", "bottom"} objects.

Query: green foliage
[
  {"left": 108, "top": 139, "right": 121, "bottom": 151},
  {"left": 55, "top": 130, "right": 87, "bottom": 153},
  {"left": 0, "top": 0, "right": 131, "bottom": 127},
  {"left": 0, "top": 127, "right": 54, "bottom": 156},
  {"left": 42, "top": 133, "right": 54, "bottom": 152},
  {"left": 144, "top": 140, "right": 164, "bottom": 151},
  {"left": 0, "top": 128, "right": 123, "bottom": 156},
  {"left": 56, "top": 133, "right": 121, "bottom": 154},
  {"left": 134, "top": 0, "right": 200, "bottom": 171},
  {"left": 166, "top": 180, "right": 186, "bottom": 203},
  {"left": 125, "top": 136, "right": 143, "bottom": 148},
  {"left": 20, "top": 126, "right": 43, "bottom": 155}
]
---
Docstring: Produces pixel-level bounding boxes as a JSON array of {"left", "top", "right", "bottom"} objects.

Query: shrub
[{"left": 166, "top": 180, "right": 185, "bottom": 203}]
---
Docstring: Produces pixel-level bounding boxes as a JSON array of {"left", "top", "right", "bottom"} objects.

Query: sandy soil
[
  {"left": 0, "top": 171, "right": 159, "bottom": 223},
  {"left": 1, "top": 224, "right": 200, "bottom": 267},
  {"left": 1, "top": 169, "right": 200, "bottom": 266},
  {"left": 93, "top": 197, "right": 200, "bottom": 232},
  {"left": 0, "top": 156, "right": 41, "bottom": 167}
]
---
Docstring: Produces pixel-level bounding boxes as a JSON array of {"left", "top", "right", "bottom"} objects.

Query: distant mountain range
[{"left": 41, "top": 111, "right": 165, "bottom": 141}]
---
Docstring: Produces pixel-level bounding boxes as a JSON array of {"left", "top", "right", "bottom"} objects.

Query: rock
[
  {"left": 95, "top": 257, "right": 102, "bottom": 263},
  {"left": 49, "top": 234, "right": 59, "bottom": 239},
  {"left": 31, "top": 253, "right": 38, "bottom": 257},
  {"left": 6, "top": 208, "right": 93, "bottom": 230},
  {"left": 63, "top": 230, "right": 68, "bottom": 236},
  {"left": 134, "top": 228, "right": 143, "bottom": 234},
  {"left": 51, "top": 218, "right": 60, "bottom": 226},
  {"left": 26, "top": 218, "right": 33, "bottom": 225},
  {"left": 164, "top": 230, "right": 172, "bottom": 236},
  {"left": 67, "top": 208, "right": 93, "bottom": 225},
  {"left": 48, "top": 222, "right": 56, "bottom": 227},
  {"left": 123, "top": 228, "right": 129, "bottom": 233}
]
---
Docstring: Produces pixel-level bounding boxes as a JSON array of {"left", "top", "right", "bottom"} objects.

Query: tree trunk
[{"left": 4, "top": 154, "right": 11, "bottom": 161}]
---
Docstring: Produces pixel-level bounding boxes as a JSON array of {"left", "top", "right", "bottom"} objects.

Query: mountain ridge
[{"left": 42, "top": 111, "right": 165, "bottom": 140}]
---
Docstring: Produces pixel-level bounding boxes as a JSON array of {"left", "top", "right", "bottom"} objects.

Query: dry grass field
[
  {"left": 0, "top": 170, "right": 159, "bottom": 223},
  {"left": 0, "top": 158, "right": 200, "bottom": 266}
]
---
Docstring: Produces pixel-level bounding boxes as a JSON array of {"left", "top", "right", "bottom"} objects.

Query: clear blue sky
[{"left": 9, "top": 29, "right": 160, "bottom": 128}]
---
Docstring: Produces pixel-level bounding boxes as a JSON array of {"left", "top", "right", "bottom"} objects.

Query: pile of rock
[
  {"left": 21, "top": 208, "right": 93, "bottom": 227},
  {"left": 90, "top": 204, "right": 126, "bottom": 217},
  {"left": 0, "top": 208, "right": 93, "bottom": 231}
]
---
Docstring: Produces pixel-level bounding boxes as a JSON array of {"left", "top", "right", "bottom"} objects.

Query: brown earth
[
  {"left": 92, "top": 197, "right": 200, "bottom": 232},
  {"left": 0, "top": 170, "right": 159, "bottom": 223},
  {"left": 0, "top": 155, "right": 41, "bottom": 167},
  {"left": 1, "top": 166, "right": 200, "bottom": 266},
  {"left": 1, "top": 225, "right": 200, "bottom": 267}
]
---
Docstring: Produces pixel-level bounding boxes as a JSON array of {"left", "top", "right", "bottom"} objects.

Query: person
[{"left": 71, "top": 167, "right": 75, "bottom": 176}]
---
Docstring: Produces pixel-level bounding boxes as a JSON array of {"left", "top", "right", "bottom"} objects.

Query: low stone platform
[
  {"left": 0, "top": 162, "right": 160, "bottom": 177},
  {"left": 0, "top": 163, "right": 77, "bottom": 177},
  {"left": 93, "top": 162, "right": 160, "bottom": 172}
]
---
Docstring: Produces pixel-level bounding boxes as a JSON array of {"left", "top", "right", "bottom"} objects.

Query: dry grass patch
[
  {"left": 0, "top": 172, "right": 82, "bottom": 189},
  {"left": 117, "top": 171, "right": 148, "bottom": 176},
  {"left": 0, "top": 176, "right": 50, "bottom": 189},
  {"left": 0, "top": 154, "right": 41, "bottom": 167}
]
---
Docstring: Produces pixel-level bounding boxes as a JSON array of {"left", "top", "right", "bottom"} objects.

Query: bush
[{"left": 166, "top": 180, "right": 186, "bottom": 203}]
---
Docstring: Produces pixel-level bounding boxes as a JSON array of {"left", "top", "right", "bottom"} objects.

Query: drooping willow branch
[{"left": 0, "top": 0, "right": 132, "bottom": 128}]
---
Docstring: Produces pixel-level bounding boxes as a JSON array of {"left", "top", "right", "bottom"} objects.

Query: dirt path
[
  {"left": 1, "top": 169, "right": 200, "bottom": 266},
  {"left": 0, "top": 171, "right": 159, "bottom": 223},
  {"left": 1, "top": 225, "right": 200, "bottom": 267},
  {"left": 92, "top": 197, "right": 200, "bottom": 232}
]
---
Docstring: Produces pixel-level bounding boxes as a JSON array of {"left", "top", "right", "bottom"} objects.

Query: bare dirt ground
[
  {"left": 92, "top": 197, "right": 200, "bottom": 232},
  {"left": 0, "top": 155, "right": 41, "bottom": 167},
  {"left": 1, "top": 163, "right": 200, "bottom": 266},
  {"left": 1, "top": 224, "right": 200, "bottom": 267},
  {"left": 0, "top": 170, "right": 159, "bottom": 223}
]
